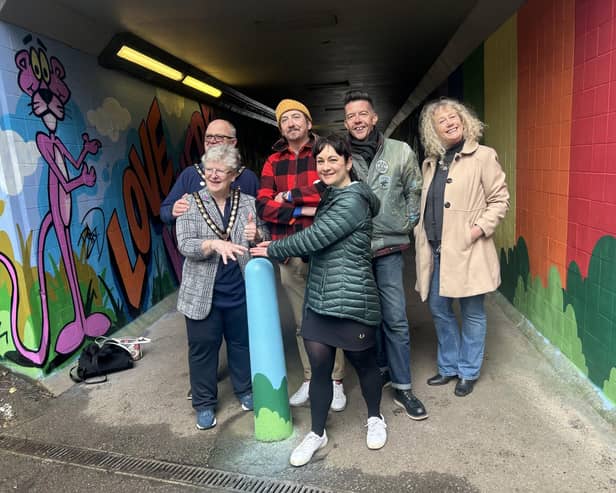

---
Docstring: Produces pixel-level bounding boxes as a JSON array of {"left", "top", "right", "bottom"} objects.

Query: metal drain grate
[{"left": 0, "top": 434, "right": 342, "bottom": 493}]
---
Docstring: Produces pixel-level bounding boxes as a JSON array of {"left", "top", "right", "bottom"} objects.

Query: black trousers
[{"left": 185, "top": 303, "right": 251, "bottom": 411}]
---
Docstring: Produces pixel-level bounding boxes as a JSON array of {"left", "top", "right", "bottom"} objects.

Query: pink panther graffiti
[{"left": 0, "top": 38, "right": 110, "bottom": 365}]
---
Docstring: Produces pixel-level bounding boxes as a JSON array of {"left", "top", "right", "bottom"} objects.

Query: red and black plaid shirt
[{"left": 256, "top": 135, "right": 322, "bottom": 240}]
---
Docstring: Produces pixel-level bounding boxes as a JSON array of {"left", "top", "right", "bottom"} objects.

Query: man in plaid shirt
[{"left": 256, "top": 99, "right": 347, "bottom": 412}]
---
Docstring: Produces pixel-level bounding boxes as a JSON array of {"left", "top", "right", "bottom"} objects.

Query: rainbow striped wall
[{"left": 445, "top": 0, "right": 616, "bottom": 403}]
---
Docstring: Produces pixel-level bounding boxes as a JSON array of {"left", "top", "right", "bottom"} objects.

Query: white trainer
[
  {"left": 330, "top": 380, "right": 347, "bottom": 411},
  {"left": 366, "top": 414, "right": 387, "bottom": 450},
  {"left": 289, "top": 380, "right": 310, "bottom": 406},
  {"left": 289, "top": 430, "right": 328, "bottom": 467}
]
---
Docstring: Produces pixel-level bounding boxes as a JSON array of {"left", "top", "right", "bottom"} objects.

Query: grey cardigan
[{"left": 176, "top": 189, "right": 269, "bottom": 320}]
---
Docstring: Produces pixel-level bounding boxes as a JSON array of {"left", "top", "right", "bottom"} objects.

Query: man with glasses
[
  {"left": 343, "top": 90, "right": 427, "bottom": 421},
  {"left": 161, "top": 118, "right": 259, "bottom": 401},
  {"left": 160, "top": 119, "right": 259, "bottom": 224},
  {"left": 256, "top": 99, "right": 347, "bottom": 412}
]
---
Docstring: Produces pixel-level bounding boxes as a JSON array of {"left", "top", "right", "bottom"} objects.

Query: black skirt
[{"left": 301, "top": 308, "right": 376, "bottom": 351}]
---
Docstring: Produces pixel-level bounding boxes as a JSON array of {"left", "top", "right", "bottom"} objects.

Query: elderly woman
[
  {"left": 176, "top": 144, "right": 269, "bottom": 429},
  {"left": 251, "top": 134, "right": 384, "bottom": 467},
  {"left": 416, "top": 98, "right": 509, "bottom": 397}
]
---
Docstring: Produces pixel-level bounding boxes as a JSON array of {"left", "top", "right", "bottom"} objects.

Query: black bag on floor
[{"left": 69, "top": 340, "right": 134, "bottom": 384}]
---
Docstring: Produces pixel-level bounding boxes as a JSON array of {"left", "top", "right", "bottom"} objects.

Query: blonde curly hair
[{"left": 419, "top": 98, "right": 484, "bottom": 158}]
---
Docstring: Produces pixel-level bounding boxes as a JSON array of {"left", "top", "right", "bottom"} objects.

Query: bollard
[{"left": 245, "top": 258, "right": 293, "bottom": 441}]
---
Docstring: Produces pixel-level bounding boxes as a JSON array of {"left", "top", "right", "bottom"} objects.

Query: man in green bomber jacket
[{"left": 344, "top": 90, "right": 428, "bottom": 421}]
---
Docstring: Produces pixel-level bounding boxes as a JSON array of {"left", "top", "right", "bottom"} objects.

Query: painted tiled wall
[
  {"left": 503, "top": 0, "right": 614, "bottom": 401},
  {"left": 463, "top": 46, "right": 485, "bottom": 124},
  {"left": 568, "top": 0, "right": 616, "bottom": 275},
  {"left": 484, "top": 14, "right": 518, "bottom": 253},
  {"left": 517, "top": 0, "right": 575, "bottom": 285},
  {"left": 0, "top": 21, "right": 274, "bottom": 378},
  {"left": 566, "top": 0, "right": 616, "bottom": 394},
  {"left": 418, "top": 0, "right": 615, "bottom": 403}
]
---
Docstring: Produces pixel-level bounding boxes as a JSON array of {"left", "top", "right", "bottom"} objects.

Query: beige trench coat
[{"left": 414, "top": 140, "right": 509, "bottom": 301}]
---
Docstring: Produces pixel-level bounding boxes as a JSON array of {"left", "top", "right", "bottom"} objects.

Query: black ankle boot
[
  {"left": 427, "top": 374, "right": 456, "bottom": 386},
  {"left": 454, "top": 378, "right": 476, "bottom": 396}
]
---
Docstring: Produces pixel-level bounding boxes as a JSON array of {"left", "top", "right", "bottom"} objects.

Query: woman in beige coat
[{"left": 415, "top": 98, "right": 509, "bottom": 396}]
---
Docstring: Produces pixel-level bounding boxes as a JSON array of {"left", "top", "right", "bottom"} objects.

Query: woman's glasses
[{"left": 203, "top": 167, "right": 233, "bottom": 176}]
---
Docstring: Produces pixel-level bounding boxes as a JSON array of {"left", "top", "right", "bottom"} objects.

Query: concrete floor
[{"left": 1, "top": 254, "right": 616, "bottom": 492}]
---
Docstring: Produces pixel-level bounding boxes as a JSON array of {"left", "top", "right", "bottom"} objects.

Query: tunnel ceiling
[{"left": 1, "top": 0, "right": 484, "bottom": 133}]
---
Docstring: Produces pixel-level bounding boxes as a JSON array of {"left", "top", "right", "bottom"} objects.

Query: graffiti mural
[
  {"left": 0, "top": 26, "right": 274, "bottom": 378},
  {"left": 106, "top": 98, "right": 173, "bottom": 315},
  {"left": 0, "top": 36, "right": 110, "bottom": 367},
  {"left": 105, "top": 100, "right": 215, "bottom": 311}
]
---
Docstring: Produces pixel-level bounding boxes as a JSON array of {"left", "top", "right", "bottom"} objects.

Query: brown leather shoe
[{"left": 427, "top": 374, "right": 457, "bottom": 386}]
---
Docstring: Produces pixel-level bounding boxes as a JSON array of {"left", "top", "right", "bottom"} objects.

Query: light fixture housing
[{"left": 99, "top": 32, "right": 275, "bottom": 125}]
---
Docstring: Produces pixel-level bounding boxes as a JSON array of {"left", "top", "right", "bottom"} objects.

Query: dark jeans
[
  {"left": 373, "top": 252, "right": 412, "bottom": 389},
  {"left": 185, "top": 303, "right": 251, "bottom": 411}
]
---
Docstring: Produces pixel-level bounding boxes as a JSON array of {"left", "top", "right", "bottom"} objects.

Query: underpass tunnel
[{"left": 0, "top": 0, "right": 615, "bottom": 413}]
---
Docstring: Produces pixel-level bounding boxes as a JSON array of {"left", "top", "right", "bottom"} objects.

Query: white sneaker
[
  {"left": 330, "top": 380, "right": 347, "bottom": 411},
  {"left": 366, "top": 414, "right": 387, "bottom": 450},
  {"left": 289, "top": 380, "right": 310, "bottom": 406},
  {"left": 289, "top": 430, "right": 328, "bottom": 467}
]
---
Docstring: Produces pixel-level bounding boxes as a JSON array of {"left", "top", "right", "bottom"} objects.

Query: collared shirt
[{"left": 256, "top": 135, "right": 323, "bottom": 240}]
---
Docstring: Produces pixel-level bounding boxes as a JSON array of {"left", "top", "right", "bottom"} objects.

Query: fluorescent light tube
[
  {"left": 116, "top": 46, "right": 183, "bottom": 81},
  {"left": 182, "top": 76, "right": 222, "bottom": 98}
]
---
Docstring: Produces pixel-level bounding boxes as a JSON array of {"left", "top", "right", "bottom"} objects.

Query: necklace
[
  {"left": 192, "top": 188, "right": 240, "bottom": 241},
  {"left": 194, "top": 163, "right": 206, "bottom": 187},
  {"left": 437, "top": 157, "right": 449, "bottom": 172}
]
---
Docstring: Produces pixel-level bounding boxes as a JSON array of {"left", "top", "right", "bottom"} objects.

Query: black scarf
[
  {"left": 349, "top": 128, "right": 379, "bottom": 165},
  {"left": 439, "top": 139, "right": 465, "bottom": 170}
]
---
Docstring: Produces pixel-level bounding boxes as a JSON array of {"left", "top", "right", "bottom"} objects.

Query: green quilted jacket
[{"left": 267, "top": 181, "right": 381, "bottom": 326}]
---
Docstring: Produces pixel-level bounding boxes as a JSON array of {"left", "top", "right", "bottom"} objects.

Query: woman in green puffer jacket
[{"left": 251, "top": 134, "right": 386, "bottom": 467}]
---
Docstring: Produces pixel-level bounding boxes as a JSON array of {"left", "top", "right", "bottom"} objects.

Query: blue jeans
[
  {"left": 428, "top": 253, "right": 486, "bottom": 380},
  {"left": 185, "top": 303, "right": 252, "bottom": 411},
  {"left": 373, "top": 252, "right": 412, "bottom": 390}
]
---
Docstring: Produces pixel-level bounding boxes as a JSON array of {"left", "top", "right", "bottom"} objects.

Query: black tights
[{"left": 304, "top": 339, "right": 382, "bottom": 436}]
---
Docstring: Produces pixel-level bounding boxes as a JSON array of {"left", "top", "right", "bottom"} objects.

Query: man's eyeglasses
[
  {"left": 203, "top": 167, "right": 234, "bottom": 176},
  {"left": 205, "top": 134, "right": 235, "bottom": 143}
]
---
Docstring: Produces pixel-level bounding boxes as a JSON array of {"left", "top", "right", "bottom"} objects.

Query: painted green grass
[
  {"left": 1, "top": 225, "right": 180, "bottom": 377},
  {"left": 254, "top": 408, "right": 293, "bottom": 442},
  {"left": 0, "top": 227, "right": 116, "bottom": 375},
  {"left": 152, "top": 247, "right": 176, "bottom": 305},
  {"left": 252, "top": 373, "right": 292, "bottom": 441},
  {"left": 513, "top": 266, "right": 587, "bottom": 375},
  {"left": 604, "top": 369, "right": 616, "bottom": 403},
  {"left": 501, "top": 236, "right": 616, "bottom": 403},
  {"left": 564, "top": 236, "right": 616, "bottom": 403}
]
